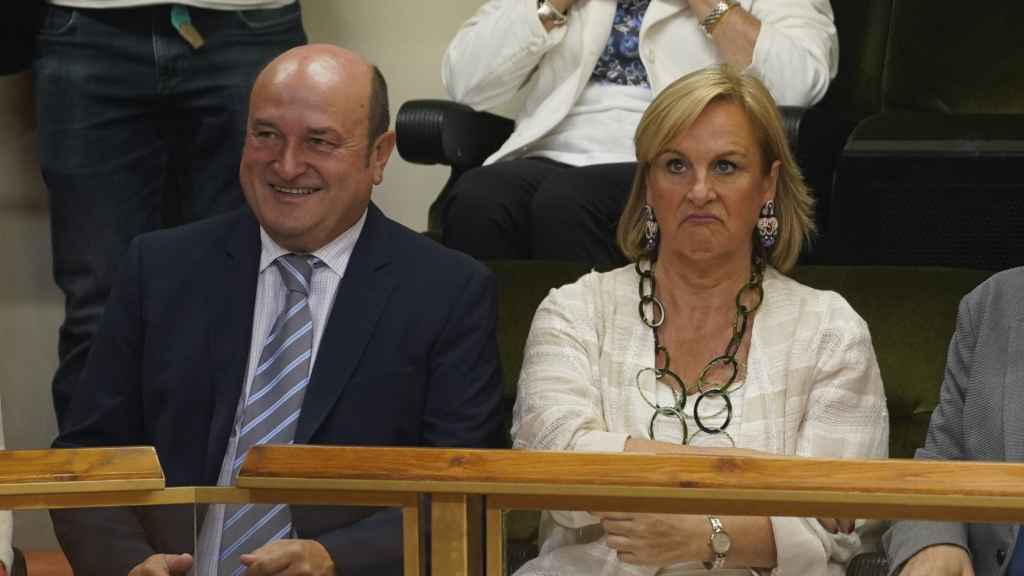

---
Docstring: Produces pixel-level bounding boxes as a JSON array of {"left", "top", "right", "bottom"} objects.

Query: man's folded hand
[
  {"left": 128, "top": 553, "right": 193, "bottom": 576},
  {"left": 239, "top": 539, "right": 335, "bottom": 576}
]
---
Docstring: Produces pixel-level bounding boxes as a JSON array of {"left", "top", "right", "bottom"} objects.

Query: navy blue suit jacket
[{"left": 52, "top": 203, "right": 503, "bottom": 575}]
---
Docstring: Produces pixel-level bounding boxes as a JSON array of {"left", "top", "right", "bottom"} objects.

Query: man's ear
[{"left": 369, "top": 130, "right": 396, "bottom": 185}]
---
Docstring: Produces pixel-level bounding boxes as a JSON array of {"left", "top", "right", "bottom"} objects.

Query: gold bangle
[
  {"left": 700, "top": 0, "right": 738, "bottom": 38},
  {"left": 537, "top": 0, "right": 568, "bottom": 27}
]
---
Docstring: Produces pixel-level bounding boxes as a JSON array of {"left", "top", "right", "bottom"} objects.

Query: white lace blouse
[{"left": 511, "top": 265, "right": 889, "bottom": 576}]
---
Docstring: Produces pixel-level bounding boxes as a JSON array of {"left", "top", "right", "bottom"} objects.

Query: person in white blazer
[
  {"left": 441, "top": 0, "right": 837, "bottom": 268},
  {"left": 0, "top": 394, "right": 13, "bottom": 576}
]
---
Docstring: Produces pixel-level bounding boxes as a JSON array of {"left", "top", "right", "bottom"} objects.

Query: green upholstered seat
[
  {"left": 487, "top": 261, "right": 991, "bottom": 572},
  {"left": 816, "top": 0, "right": 893, "bottom": 125},
  {"left": 881, "top": 2, "right": 1024, "bottom": 116},
  {"left": 829, "top": 2, "right": 1024, "bottom": 270},
  {"left": 848, "top": 113, "right": 1024, "bottom": 142},
  {"left": 832, "top": 118, "right": 1024, "bottom": 270},
  {"left": 790, "top": 266, "right": 992, "bottom": 458}
]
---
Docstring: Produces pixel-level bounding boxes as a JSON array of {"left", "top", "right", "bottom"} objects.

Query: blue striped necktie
[{"left": 219, "top": 253, "right": 317, "bottom": 576}]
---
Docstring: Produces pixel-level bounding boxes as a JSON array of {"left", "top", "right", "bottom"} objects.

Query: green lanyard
[{"left": 170, "top": 5, "right": 205, "bottom": 49}]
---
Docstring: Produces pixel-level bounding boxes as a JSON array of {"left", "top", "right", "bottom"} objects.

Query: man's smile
[{"left": 270, "top": 184, "right": 319, "bottom": 196}]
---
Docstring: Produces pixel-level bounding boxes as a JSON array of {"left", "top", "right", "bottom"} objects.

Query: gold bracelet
[
  {"left": 537, "top": 0, "right": 568, "bottom": 27},
  {"left": 700, "top": 0, "right": 738, "bottom": 38}
]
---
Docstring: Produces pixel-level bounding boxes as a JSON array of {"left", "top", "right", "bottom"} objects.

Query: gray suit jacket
[{"left": 884, "top": 267, "right": 1024, "bottom": 575}]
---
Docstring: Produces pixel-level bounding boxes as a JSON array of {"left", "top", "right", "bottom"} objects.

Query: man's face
[{"left": 239, "top": 62, "right": 393, "bottom": 253}]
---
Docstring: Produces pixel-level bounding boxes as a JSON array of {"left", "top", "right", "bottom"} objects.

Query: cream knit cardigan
[{"left": 511, "top": 265, "right": 889, "bottom": 575}]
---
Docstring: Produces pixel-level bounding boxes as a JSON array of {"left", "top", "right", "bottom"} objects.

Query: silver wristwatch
[
  {"left": 703, "top": 516, "right": 732, "bottom": 570},
  {"left": 537, "top": 0, "right": 568, "bottom": 27}
]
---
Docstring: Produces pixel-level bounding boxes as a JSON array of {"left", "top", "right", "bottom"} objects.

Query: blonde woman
[{"left": 512, "top": 67, "right": 888, "bottom": 575}]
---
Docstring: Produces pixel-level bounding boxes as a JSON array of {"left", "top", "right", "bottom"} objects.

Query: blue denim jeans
[{"left": 33, "top": 3, "right": 307, "bottom": 430}]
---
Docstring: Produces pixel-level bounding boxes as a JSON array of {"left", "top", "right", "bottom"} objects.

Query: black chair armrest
[
  {"left": 396, "top": 99, "right": 515, "bottom": 172},
  {"left": 779, "top": 105, "right": 848, "bottom": 261},
  {"left": 780, "top": 106, "right": 845, "bottom": 162},
  {"left": 780, "top": 105, "right": 849, "bottom": 191}
]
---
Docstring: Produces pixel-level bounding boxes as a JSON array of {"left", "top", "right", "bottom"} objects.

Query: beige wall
[
  {"left": 0, "top": 70, "right": 64, "bottom": 552},
  {"left": 301, "top": 0, "right": 487, "bottom": 231},
  {"left": 0, "top": 0, "right": 490, "bottom": 552}
]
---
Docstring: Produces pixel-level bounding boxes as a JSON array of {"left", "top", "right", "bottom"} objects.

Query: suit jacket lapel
[
  {"left": 1004, "top": 294, "right": 1024, "bottom": 461},
  {"left": 295, "top": 204, "right": 397, "bottom": 444},
  {"left": 204, "top": 208, "right": 261, "bottom": 483}
]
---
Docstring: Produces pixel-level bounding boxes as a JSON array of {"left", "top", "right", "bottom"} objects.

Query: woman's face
[{"left": 646, "top": 98, "right": 779, "bottom": 266}]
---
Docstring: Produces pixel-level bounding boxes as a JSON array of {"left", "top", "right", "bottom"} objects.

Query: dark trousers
[
  {"left": 442, "top": 159, "right": 636, "bottom": 268},
  {"left": 33, "top": 3, "right": 307, "bottom": 430}
]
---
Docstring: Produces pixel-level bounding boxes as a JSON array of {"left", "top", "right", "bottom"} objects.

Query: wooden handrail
[
  {"left": 5, "top": 445, "right": 1022, "bottom": 576},
  {"left": 0, "top": 447, "right": 164, "bottom": 496},
  {"left": 238, "top": 445, "right": 1024, "bottom": 576},
  {"left": 239, "top": 445, "right": 1014, "bottom": 494},
  {"left": 239, "top": 445, "right": 1024, "bottom": 519}
]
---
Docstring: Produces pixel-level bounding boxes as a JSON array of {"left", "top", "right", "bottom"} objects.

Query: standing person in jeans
[
  {"left": 33, "top": 1, "right": 306, "bottom": 431},
  {"left": 441, "top": 0, "right": 836, "bottom": 268}
]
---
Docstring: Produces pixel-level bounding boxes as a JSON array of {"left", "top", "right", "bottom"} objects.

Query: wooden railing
[
  {"left": 3, "top": 445, "right": 1024, "bottom": 576},
  {"left": 239, "top": 445, "right": 1024, "bottom": 575}
]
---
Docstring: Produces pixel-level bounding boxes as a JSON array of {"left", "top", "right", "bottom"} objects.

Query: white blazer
[
  {"left": 0, "top": 395, "right": 12, "bottom": 572},
  {"left": 442, "top": 0, "right": 838, "bottom": 165}
]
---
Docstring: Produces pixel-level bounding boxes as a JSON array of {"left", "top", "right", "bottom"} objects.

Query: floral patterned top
[{"left": 590, "top": 0, "right": 651, "bottom": 87}]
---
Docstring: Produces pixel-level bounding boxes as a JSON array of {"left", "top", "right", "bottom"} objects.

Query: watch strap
[{"left": 703, "top": 515, "right": 730, "bottom": 570}]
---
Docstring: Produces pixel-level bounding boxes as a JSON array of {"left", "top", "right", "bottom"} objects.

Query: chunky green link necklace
[{"left": 634, "top": 256, "right": 765, "bottom": 445}]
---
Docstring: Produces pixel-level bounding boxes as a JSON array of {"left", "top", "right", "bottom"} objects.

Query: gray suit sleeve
[{"left": 882, "top": 293, "right": 977, "bottom": 574}]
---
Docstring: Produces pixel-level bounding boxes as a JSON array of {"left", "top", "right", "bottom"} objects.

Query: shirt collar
[{"left": 258, "top": 208, "right": 368, "bottom": 275}]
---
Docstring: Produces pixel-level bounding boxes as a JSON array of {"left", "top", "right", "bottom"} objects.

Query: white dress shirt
[
  {"left": 193, "top": 210, "right": 366, "bottom": 575},
  {"left": 525, "top": 82, "right": 651, "bottom": 166}
]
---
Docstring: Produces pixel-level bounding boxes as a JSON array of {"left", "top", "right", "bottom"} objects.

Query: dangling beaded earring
[
  {"left": 757, "top": 200, "right": 779, "bottom": 249},
  {"left": 642, "top": 204, "right": 659, "bottom": 254}
]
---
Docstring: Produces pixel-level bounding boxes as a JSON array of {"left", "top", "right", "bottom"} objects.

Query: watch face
[{"left": 711, "top": 531, "right": 732, "bottom": 554}]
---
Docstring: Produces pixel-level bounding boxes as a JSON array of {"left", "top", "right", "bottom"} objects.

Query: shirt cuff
[{"left": 769, "top": 517, "right": 827, "bottom": 574}]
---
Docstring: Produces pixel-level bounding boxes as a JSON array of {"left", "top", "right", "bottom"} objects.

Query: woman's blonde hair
[{"left": 616, "top": 66, "right": 815, "bottom": 273}]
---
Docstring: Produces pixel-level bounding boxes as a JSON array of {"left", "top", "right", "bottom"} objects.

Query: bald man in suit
[{"left": 52, "top": 44, "right": 503, "bottom": 576}]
